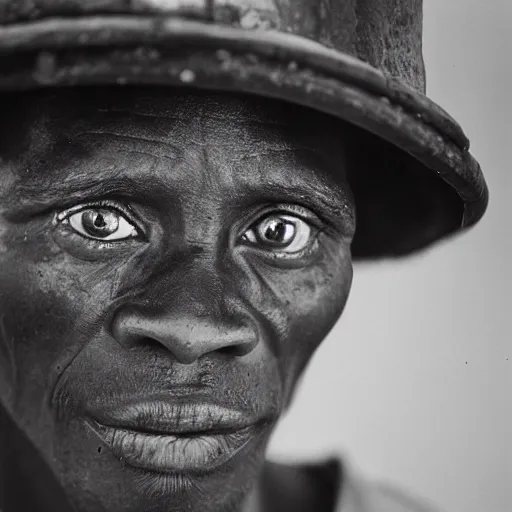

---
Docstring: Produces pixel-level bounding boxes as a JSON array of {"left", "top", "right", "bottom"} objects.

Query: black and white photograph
[{"left": 0, "top": 1, "right": 509, "bottom": 511}]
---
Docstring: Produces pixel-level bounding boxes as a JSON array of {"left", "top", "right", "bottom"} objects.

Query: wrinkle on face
[
  {"left": 1, "top": 85, "right": 356, "bottom": 398},
  {"left": 0, "top": 87, "right": 355, "bottom": 512},
  {"left": 4, "top": 89, "right": 354, "bottom": 228}
]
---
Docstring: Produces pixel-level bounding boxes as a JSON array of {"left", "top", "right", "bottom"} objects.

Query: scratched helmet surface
[{"left": 0, "top": 0, "right": 488, "bottom": 258}]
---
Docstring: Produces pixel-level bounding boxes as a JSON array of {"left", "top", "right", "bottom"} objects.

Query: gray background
[{"left": 268, "top": 1, "right": 511, "bottom": 511}]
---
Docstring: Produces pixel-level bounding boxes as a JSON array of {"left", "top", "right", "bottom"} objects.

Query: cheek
[
  {"left": 0, "top": 227, "right": 112, "bottom": 422},
  {"left": 0, "top": 264, "right": 73, "bottom": 431},
  {"left": 242, "top": 242, "right": 352, "bottom": 402},
  {"left": 285, "top": 252, "right": 352, "bottom": 375}
]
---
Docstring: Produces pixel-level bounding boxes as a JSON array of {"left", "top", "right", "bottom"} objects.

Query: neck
[
  {"left": 241, "top": 478, "right": 263, "bottom": 512},
  {"left": 248, "top": 459, "right": 341, "bottom": 512}
]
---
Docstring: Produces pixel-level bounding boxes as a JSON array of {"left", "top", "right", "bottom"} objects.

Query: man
[{"left": 0, "top": 1, "right": 488, "bottom": 511}]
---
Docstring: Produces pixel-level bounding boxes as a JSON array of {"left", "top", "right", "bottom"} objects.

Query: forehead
[
  {"left": 14, "top": 87, "right": 340, "bottom": 147},
  {"left": 1, "top": 88, "right": 353, "bottom": 214}
]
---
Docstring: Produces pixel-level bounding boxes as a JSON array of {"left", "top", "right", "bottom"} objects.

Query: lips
[{"left": 86, "top": 402, "right": 258, "bottom": 473}]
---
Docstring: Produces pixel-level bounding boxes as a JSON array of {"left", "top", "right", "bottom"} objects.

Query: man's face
[{"left": 0, "top": 88, "right": 355, "bottom": 512}]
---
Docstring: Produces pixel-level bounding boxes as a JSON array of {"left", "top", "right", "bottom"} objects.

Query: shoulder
[
  {"left": 261, "top": 457, "right": 443, "bottom": 512},
  {"left": 357, "top": 483, "right": 443, "bottom": 512},
  {"left": 336, "top": 460, "right": 443, "bottom": 512},
  {"left": 260, "top": 459, "right": 341, "bottom": 512}
]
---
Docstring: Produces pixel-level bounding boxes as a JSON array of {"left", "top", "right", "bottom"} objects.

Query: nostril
[
  {"left": 219, "top": 337, "right": 257, "bottom": 358},
  {"left": 217, "top": 345, "right": 241, "bottom": 357},
  {"left": 130, "top": 337, "right": 168, "bottom": 353}
]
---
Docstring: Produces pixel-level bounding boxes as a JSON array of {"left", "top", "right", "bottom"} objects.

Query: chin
[
  {"left": 57, "top": 418, "right": 270, "bottom": 512},
  {"left": 126, "top": 468, "right": 249, "bottom": 512},
  {"left": 64, "top": 457, "right": 259, "bottom": 512}
]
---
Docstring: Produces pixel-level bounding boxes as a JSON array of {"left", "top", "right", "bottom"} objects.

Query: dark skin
[{"left": 0, "top": 88, "right": 355, "bottom": 512}]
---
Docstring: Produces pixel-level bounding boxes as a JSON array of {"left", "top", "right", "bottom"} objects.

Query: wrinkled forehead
[
  {"left": 34, "top": 86, "right": 295, "bottom": 125},
  {"left": 6, "top": 87, "right": 342, "bottom": 152},
  {"left": 0, "top": 88, "right": 353, "bottom": 214}
]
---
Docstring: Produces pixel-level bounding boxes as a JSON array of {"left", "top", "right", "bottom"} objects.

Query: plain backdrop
[{"left": 268, "top": 1, "right": 511, "bottom": 512}]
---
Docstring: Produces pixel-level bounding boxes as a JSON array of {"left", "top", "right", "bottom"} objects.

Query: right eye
[{"left": 56, "top": 202, "right": 142, "bottom": 242}]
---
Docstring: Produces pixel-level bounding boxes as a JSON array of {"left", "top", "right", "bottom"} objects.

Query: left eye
[
  {"left": 63, "top": 207, "right": 138, "bottom": 241},
  {"left": 242, "top": 214, "right": 313, "bottom": 253}
]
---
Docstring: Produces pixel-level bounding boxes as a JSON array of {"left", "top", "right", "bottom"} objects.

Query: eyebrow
[
  {"left": 3, "top": 133, "right": 355, "bottom": 229},
  {"left": 245, "top": 180, "right": 355, "bottom": 228},
  {"left": 5, "top": 171, "right": 354, "bottom": 232},
  {"left": 3, "top": 174, "right": 151, "bottom": 221}
]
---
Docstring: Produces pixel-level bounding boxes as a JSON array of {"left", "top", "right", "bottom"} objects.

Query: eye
[
  {"left": 242, "top": 214, "right": 313, "bottom": 253},
  {"left": 58, "top": 204, "right": 139, "bottom": 241}
]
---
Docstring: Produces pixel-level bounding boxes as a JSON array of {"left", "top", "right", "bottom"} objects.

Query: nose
[{"left": 111, "top": 308, "right": 258, "bottom": 364}]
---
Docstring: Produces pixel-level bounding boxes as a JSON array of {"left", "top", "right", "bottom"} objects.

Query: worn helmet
[{"left": 0, "top": 0, "right": 488, "bottom": 258}]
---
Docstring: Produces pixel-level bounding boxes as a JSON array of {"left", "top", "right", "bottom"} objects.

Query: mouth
[{"left": 86, "top": 402, "right": 258, "bottom": 474}]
